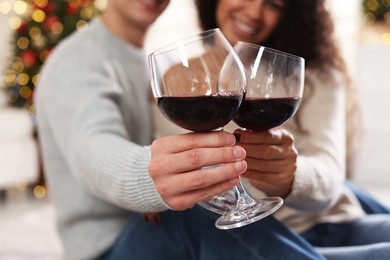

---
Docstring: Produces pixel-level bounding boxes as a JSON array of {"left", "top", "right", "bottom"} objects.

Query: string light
[
  {"left": 3, "top": 0, "right": 101, "bottom": 110},
  {"left": 33, "top": 185, "right": 46, "bottom": 198},
  {"left": 382, "top": 32, "right": 390, "bottom": 44},
  {"left": 0, "top": 1, "right": 12, "bottom": 14},
  {"left": 13, "top": 0, "right": 28, "bottom": 14}
]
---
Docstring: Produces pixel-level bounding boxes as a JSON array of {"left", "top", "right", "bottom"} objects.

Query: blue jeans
[
  {"left": 345, "top": 181, "right": 390, "bottom": 214},
  {"left": 102, "top": 205, "right": 324, "bottom": 260},
  {"left": 301, "top": 214, "right": 390, "bottom": 260}
]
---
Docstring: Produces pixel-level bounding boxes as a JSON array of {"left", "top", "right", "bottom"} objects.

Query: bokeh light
[
  {"left": 31, "top": 9, "right": 46, "bottom": 23},
  {"left": 8, "top": 16, "right": 22, "bottom": 30},
  {"left": 382, "top": 32, "right": 390, "bottom": 44},
  {"left": 13, "top": 0, "right": 28, "bottom": 14},
  {"left": 33, "top": 185, "right": 47, "bottom": 198},
  {"left": 17, "top": 37, "right": 30, "bottom": 49},
  {"left": 0, "top": 1, "right": 12, "bottom": 14}
]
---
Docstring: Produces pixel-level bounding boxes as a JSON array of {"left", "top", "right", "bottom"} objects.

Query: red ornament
[
  {"left": 42, "top": 2, "right": 57, "bottom": 14},
  {"left": 80, "top": 0, "right": 91, "bottom": 7},
  {"left": 66, "top": 4, "right": 80, "bottom": 15},
  {"left": 21, "top": 50, "right": 37, "bottom": 67},
  {"left": 44, "top": 15, "right": 60, "bottom": 30}
]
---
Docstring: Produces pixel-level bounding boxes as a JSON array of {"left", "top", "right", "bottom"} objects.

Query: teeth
[{"left": 235, "top": 20, "right": 255, "bottom": 34}]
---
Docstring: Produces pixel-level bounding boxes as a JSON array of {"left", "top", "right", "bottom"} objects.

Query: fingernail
[
  {"left": 234, "top": 133, "right": 241, "bottom": 142},
  {"left": 234, "top": 161, "right": 245, "bottom": 171},
  {"left": 233, "top": 146, "right": 244, "bottom": 159}
]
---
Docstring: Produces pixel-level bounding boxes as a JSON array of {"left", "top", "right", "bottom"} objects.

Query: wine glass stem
[{"left": 234, "top": 181, "right": 257, "bottom": 208}]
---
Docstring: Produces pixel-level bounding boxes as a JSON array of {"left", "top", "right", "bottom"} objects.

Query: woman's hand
[
  {"left": 235, "top": 128, "right": 297, "bottom": 198},
  {"left": 149, "top": 131, "right": 247, "bottom": 211}
]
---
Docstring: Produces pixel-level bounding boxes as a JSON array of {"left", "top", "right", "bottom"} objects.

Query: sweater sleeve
[
  {"left": 37, "top": 51, "right": 169, "bottom": 213},
  {"left": 283, "top": 68, "right": 347, "bottom": 212}
]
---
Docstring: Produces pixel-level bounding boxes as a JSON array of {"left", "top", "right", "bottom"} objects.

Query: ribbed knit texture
[{"left": 35, "top": 18, "right": 169, "bottom": 259}]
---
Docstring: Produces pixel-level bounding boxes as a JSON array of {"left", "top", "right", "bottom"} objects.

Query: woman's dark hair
[
  {"left": 195, "top": 0, "right": 343, "bottom": 71},
  {"left": 195, "top": 0, "right": 362, "bottom": 177}
]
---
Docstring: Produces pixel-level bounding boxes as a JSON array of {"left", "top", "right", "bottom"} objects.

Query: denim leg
[
  {"left": 315, "top": 243, "right": 390, "bottom": 260},
  {"left": 192, "top": 206, "right": 325, "bottom": 260},
  {"left": 345, "top": 181, "right": 390, "bottom": 214},
  {"left": 104, "top": 205, "right": 325, "bottom": 260},
  {"left": 301, "top": 214, "right": 390, "bottom": 260},
  {"left": 102, "top": 211, "right": 193, "bottom": 260}
]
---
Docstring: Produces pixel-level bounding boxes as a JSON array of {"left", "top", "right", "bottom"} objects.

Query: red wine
[
  {"left": 157, "top": 94, "right": 243, "bottom": 132},
  {"left": 233, "top": 97, "right": 300, "bottom": 131}
]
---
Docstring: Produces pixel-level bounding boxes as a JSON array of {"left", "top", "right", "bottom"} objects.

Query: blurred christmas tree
[
  {"left": 2, "top": 0, "right": 103, "bottom": 113},
  {"left": 362, "top": 0, "right": 390, "bottom": 24}
]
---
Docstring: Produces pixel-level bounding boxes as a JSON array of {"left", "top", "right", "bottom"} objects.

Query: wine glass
[
  {"left": 149, "top": 29, "right": 276, "bottom": 229},
  {"left": 214, "top": 41, "right": 305, "bottom": 229},
  {"left": 148, "top": 28, "right": 246, "bottom": 216}
]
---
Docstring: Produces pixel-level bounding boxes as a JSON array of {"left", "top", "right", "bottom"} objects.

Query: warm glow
[
  {"left": 31, "top": 9, "right": 46, "bottom": 23},
  {"left": 17, "top": 37, "right": 29, "bottom": 49},
  {"left": 32, "top": 74, "right": 40, "bottom": 85},
  {"left": 385, "top": 12, "right": 390, "bottom": 24},
  {"left": 17, "top": 73, "right": 29, "bottom": 85},
  {"left": 33, "top": 185, "right": 47, "bottom": 198},
  {"left": 76, "top": 20, "right": 88, "bottom": 30},
  {"left": 12, "top": 60, "right": 24, "bottom": 73},
  {"left": 4, "top": 70, "right": 16, "bottom": 84},
  {"left": 51, "top": 22, "right": 64, "bottom": 34},
  {"left": 0, "top": 1, "right": 12, "bottom": 14},
  {"left": 13, "top": 0, "right": 28, "bottom": 14},
  {"left": 8, "top": 16, "right": 22, "bottom": 30},
  {"left": 15, "top": 179, "right": 28, "bottom": 191},
  {"left": 34, "top": 0, "right": 48, "bottom": 8},
  {"left": 39, "top": 49, "right": 50, "bottom": 61},
  {"left": 80, "top": 6, "right": 94, "bottom": 19},
  {"left": 367, "top": 0, "right": 379, "bottom": 12},
  {"left": 20, "top": 86, "right": 32, "bottom": 98},
  {"left": 382, "top": 32, "right": 390, "bottom": 45},
  {"left": 29, "top": 26, "right": 42, "bottom": 39},
  {"left": 95, "top": 0, "right": 107, "bottom": 10},
  {"left": 69, "top": 0, "right": 81, "bottom": 8}
]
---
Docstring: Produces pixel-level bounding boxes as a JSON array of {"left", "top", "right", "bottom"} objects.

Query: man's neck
[{"left": 101, "top": 11, "right": 146, "bottom": 48}]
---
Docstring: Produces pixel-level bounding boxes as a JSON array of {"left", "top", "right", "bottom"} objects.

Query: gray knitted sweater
[{"left": 35, "top": 18, "right": 168, "bottom": 259}]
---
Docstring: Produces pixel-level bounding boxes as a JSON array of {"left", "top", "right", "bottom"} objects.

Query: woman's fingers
[
  {"left": 233, "top": 128, "right": 297, "bottom": 197},
  {"left": 235, "top": 128, "right": 294, "bottom": 146},
  {"left": 244, "top": 158, "right": 293, "bottom": 174},
  {"left": 241, "top": 144, "right": 286, "bottom": 160}
]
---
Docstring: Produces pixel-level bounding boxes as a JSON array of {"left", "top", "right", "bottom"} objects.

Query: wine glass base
[
  {"left": 215, "top": 197, "right": 283, "bottom": 230},
  {"left": 198, "top": 189, "right": 237, "bottom": 215}
]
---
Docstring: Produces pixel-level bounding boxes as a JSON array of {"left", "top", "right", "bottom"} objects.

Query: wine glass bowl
[
  {"left": 148, "top": 29, "right": 246, "bottom": 133},
  {"left": 232, "top": 42, "right": 304, "bottom": 131}
]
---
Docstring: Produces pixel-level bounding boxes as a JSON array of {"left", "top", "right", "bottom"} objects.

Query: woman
[
  {"left": 195, "top": 0, "right": 390, "bottom": 213},
  {"left": 193, "top": 0, "right": 390, "bottom": 258}
]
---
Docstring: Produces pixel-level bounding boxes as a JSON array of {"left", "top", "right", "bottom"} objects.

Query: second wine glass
[{"left": 214, "top": 41, "right": 305, "bottom": 229}]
